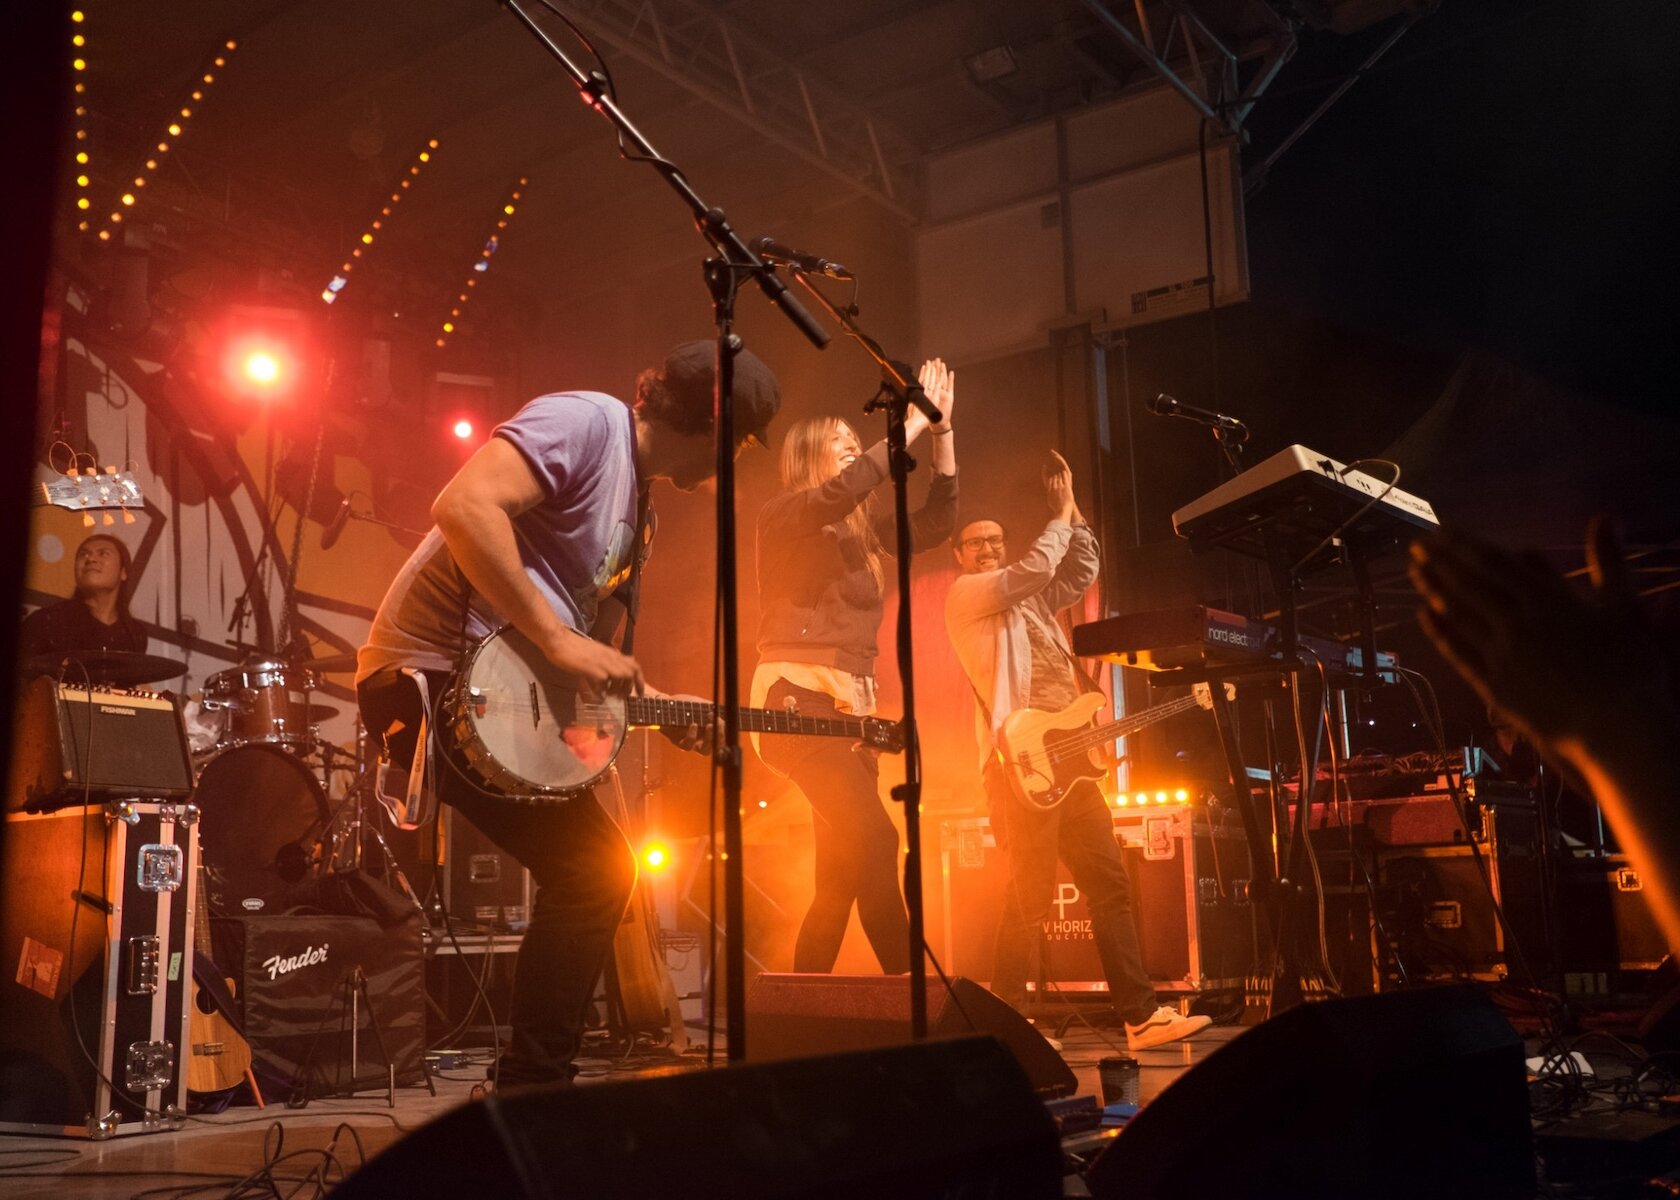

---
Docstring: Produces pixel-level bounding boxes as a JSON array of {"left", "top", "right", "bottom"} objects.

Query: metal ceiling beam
[
  {"left": 1077, "top": 0, "right": 1297, "bottom": 136},
  {"left": 561, "top": 0, "right": 922, "bottom": 220},
  {"left": 1244, "top": 11, "right": 1420, "bottom": 196}
]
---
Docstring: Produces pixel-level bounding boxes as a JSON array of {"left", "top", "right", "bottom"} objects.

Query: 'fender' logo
[{"left": 262, "top": 943, "right": 329, "bottom": 980}]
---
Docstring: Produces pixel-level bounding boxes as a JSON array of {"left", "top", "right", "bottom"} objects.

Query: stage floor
[{"left": 0, "top": 1020, "right": 1243, "bottom": 1198}]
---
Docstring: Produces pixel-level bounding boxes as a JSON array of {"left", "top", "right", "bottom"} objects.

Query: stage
[
  {"left": 4, "top": 1011, "right": 1677, "bottom": 1198},
  {"left": 0, "top": 1019, "right": 1240, "bottom": 1198}
]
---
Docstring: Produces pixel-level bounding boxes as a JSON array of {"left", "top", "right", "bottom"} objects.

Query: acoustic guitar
[{"left": 186, "top": 864, "right": 254, "bottom": 1095}]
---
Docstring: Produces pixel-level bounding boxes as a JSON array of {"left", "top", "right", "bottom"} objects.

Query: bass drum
[{"left": 195, "top": 744, "right": 330, "bottom": 917}]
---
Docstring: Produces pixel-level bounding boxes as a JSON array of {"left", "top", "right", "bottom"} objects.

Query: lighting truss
[
  {"left": 99, "top": 37, "right": 242, "bottom": 242},
  {"left": 321, "top": 137, "right": 442, "bottom": 306},
  {"left": 434, "top": 176, "right": 529, "bottom": 349}
]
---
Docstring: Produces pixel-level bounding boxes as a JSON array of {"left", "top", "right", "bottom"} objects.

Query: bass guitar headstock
[{"left": 1192, "top": 681, "right": 1238, "bottom": 709}]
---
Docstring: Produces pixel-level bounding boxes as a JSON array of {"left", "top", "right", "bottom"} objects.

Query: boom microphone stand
[
  {"left": 499, "top": 0, "right": 828, "bottom": 1062},
  {"left": 789, "top": 273, "right": 940, "bottom": 1037}
]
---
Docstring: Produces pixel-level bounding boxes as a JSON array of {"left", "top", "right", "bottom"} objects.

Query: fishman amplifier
[{"left": 7, "top": 676, "right": 194, "bottom": 811}]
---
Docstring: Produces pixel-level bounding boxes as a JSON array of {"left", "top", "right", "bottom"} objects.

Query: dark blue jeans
[
  {"left": 759, "top": 679, "right": 911, "bottom": 975},
  {"left": 985, "top": 762, "right": 1158, "bottom": 1025},
  {"left": 358, "top": 668, "right": 636, "bottom": 1086}
]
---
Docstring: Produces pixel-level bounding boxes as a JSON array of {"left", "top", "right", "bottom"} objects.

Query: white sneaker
[{"left": 1124, "top": 1005, "right": 1211, "bottom": 1051}]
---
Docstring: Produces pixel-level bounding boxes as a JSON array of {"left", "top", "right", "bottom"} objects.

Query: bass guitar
[
  {"left": 444, "top": 626, "right": 903, "bottom": 802},
  {"left": 997, "top": 684, "right": 1222, "bottom": 811}
]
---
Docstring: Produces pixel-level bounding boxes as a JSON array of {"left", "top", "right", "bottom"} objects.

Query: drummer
[{"left": 20, "top": 533, "right": 148, "bottom": 661}]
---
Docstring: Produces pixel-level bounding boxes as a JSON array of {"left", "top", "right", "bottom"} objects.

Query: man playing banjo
[{"left": 355, "top": 341, "right": 780, "bottom": 1090}]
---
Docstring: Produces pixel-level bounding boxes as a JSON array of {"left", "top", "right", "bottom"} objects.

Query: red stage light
[
  {"left": 243, "top": 350, "right": 282, "bottom": 386},
  {"left": 220, "top": 332, "right": 299, "bottom": 401},
  {"left": 451, "top": 417, "right": 475, "bottom": 440}
]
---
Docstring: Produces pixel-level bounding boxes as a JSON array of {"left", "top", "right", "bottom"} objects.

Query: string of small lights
[
  {"left": 434, "top": 176, "right": 528, "bottom": 348},
  {"left": 320, "top": 138, "right": 441, "bottom": 305},
  {"left": 70, "top": 10, "right": 92, "bottom": 231},
  {"left": 97, "top": 37, "right": 241, "bottom": 243}
]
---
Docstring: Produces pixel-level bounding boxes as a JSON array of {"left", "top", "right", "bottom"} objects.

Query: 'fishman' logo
[
  {"left": 98, "top": 705, "right": 136, "bottom": 716},
  {"left": 262, "top": 943, "right": 329, "bottom": 980}
]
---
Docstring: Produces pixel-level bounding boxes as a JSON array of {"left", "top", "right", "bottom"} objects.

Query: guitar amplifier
[
  {"left": 1556, "top": 855, "right": 1668, "bottom": 981},
  {"left": 1305, "top": 790, "right": 1548, "bottom": 993},
  {"left": 0, "top": 803, "right": 197, "bottom": 1137},
  {"left": 7, "top": 676, "right": 194, "bottom": 812}
]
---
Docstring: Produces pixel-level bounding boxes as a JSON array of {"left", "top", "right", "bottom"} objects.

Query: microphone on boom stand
[
  {"left": 1147, "top": 393, "right": 1249, "bottom": 440},
  {"left": 751, "top": 237, "right": 854, "bottom": 280}
]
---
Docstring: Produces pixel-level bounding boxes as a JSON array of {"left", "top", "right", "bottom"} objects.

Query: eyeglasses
[{"left": 959, "top": 535, "right": 1005, "bottom": 551}]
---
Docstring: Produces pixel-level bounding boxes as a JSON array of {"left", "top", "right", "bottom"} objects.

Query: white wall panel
[{"left": 915, "top": 85, "right": 1249, "bottom": 364}]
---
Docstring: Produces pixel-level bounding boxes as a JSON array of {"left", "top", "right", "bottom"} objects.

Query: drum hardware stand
[
  {"left": 318, "top": 749, "right": 432, "bottom": 926},
  {"left": 501, "top": 0, "right": 829, "bottom": 1063},
  {"left": 284, "top": 964, "right": 433, "bottom": 1108},
  {"left": 226, "top": 499, "right": 289, "bottom": 657},
  {"left": 365, "top": 820, "right": 430, "bottom": 926}
]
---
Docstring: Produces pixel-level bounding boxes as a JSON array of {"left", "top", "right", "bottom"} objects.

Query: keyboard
[
  {"left": 1171, "top": 444, "right": 1439, "bottom": 566},
  {"left": 1071, "top": 605, "right": 1396, "bottom": 677}
]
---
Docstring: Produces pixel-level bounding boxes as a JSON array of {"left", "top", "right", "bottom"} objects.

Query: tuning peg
[
  {"left": 68, "top": 467, "right": 81, "bottom": 478},
  {"left": 105, "top": 465, "right": 117, "bottom": 474},
  {"left": 83, "top": 513, "right": 95, "bottom": 527},
  {"left": 123, "top": 511, "right": 136, "bottom": 524},
  {"left": 101, "top": 512, "right": 115, "bottom": 526}
]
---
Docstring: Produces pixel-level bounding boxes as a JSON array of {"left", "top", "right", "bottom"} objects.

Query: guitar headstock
[
  {"left": 1192, "top": 681, "right": 1237, "bottom": 709},
  {"left": 861, "top": 717, "right": 905, "bottom": 754},
  {"left": 36, "top": 468, "right": 145, "bottom": 525}
]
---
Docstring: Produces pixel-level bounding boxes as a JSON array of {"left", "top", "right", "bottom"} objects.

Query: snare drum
[{"left": 202, "top": 659, "right": 320, "bottom": 750}]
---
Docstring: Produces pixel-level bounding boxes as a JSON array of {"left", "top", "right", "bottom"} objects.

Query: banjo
[{"left": 445, "top": 625, "right": 903, "bottom": 801}]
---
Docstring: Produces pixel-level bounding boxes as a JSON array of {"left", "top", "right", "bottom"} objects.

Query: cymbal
[
  {"left": 299, "top": 701, "right": 342, "bottom": 721},
  {"left": 23, "top": 650, "right": 188, "bottom": 687}
]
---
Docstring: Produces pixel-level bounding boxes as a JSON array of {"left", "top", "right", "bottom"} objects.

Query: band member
[
  {"left": 356, "top": 341, "right": 780, "bottom": 1089},
  {"left": 752, "top": 360, "right": 958, "bottom": 974},
  {"left": 20, "top": 532, "right": 148, "bottom": 660},
  {"left": 945, "top": 451, "right": 1209, "bottom": 1050}
]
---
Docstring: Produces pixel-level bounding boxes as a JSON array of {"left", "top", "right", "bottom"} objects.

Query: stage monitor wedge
[
  {"left": 1084, "top": 984, "right": 1534, "bottom": 1200},
  {"left": 746, "top": 972, "right": 1078, "bottom": 1098},
  {"left": 332, "top": 1036, "right": 1061, "bottom": 1200}
]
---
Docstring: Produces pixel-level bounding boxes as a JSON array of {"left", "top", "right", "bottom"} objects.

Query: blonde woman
[{"left": 751, "top": 360, "right": 958, "bottom": 973}]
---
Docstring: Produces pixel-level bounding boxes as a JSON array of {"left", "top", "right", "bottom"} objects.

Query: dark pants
[
  {"left": 985, "top": 762, "right": 1158, "bottom": 1025},
  {"left": 358, "top": 668, "right": 637, "bottom": 1087},
  {"left": 760, "top": 680, "right": 910, "bottom": 974}
]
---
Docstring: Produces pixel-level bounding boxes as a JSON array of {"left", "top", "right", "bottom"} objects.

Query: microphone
[
  {"left": 752, "top": 237, "right": 853, "bottom": 280},
  {"left": 320, "top": 497, "right": 352, "bottom": 550},
  {"left": 1147, "top": 393, "right": 1249, "bottom": 440}
]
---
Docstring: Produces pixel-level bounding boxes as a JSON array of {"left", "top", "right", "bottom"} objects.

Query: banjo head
[{"left": 456, "top": 626, "right": 626, "bottom": 798}]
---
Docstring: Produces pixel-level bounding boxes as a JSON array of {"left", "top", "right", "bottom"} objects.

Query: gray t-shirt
[{"left": 356, "top": 391, "right": 641, "bottom": 681}]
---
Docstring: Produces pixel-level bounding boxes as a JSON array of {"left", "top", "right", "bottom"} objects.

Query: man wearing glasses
[{"left": 944, "top": 451, "right": 1209, "bottom": 1052}]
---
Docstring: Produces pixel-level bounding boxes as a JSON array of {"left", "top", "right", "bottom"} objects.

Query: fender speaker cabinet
[{"left": 0, "top": 801, "right": 198, "bottom": 1137}]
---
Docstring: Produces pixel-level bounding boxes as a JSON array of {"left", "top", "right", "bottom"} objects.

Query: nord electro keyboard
[
  {"left": 1071, "top": 605, "right": 1396, "bottom": 677},
  {"left": 1172, "top": 444, "right": 1439, "bottom": 565}
]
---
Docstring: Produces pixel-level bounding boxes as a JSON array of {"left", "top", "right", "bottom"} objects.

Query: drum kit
[{"left": 24, "top": 646, "right": 373, "bottom": 919}]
